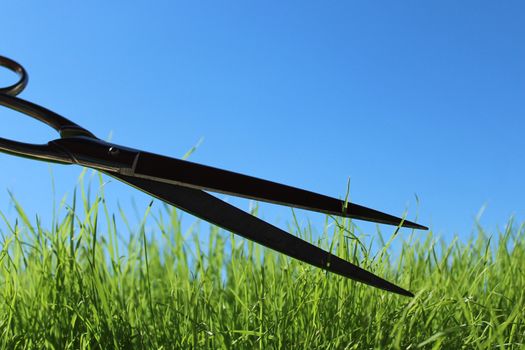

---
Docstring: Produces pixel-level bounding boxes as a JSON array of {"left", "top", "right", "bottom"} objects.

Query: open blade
[
  {"left": 131, "top": 151, "right": 427, "bottom": 230},
  {"left": 109, "top": 173, "right": 414, "bottom": 297}
]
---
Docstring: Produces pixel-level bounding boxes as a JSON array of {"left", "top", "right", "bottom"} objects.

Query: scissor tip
[
  {"left": 402, "top": 220, "right": 428, "bottom": 231},
  {"left": 381, "top": 282, "right": 414, "bottom": 297},
  {"left": 389, "top": 285, "right": 415, "bottom": 297},
  {"left": 402, "top": 289, "right": 415, "bottom": 298}
]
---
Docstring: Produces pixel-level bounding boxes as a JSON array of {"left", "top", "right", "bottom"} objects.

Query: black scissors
[{"left": 0, "top": 55, "right": 427, "bottom": 297}]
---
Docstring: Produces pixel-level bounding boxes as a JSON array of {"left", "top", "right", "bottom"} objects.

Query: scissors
[{"left": 0, "top": 55, "right": 427, "bottom": 297}]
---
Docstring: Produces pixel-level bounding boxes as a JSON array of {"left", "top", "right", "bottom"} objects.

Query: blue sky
[{"left": 1, "top": 1, "right": 524, "bottom": 242}]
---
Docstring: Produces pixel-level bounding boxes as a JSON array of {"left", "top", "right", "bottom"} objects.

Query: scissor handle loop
[
  {"left": 0, "top": 93, "right": 96, "bottom": 163},
  {"left": 0, "top": 55, "right": 95, "bottom": 138},
  {"left": 0, "top": 55, "right": 96, "bottom": 163},
  {"left": 0, "top": 93, "right": 94, "bottom": 136},
  {"left": 0, "top": 55, "right": 28, "bottom": 96}
]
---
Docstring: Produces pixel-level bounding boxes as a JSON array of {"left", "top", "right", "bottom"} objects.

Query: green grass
[{"left": 0, "top": 173, "right": 523, "bottom": 349}]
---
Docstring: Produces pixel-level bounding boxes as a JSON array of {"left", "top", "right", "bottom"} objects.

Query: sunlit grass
[{"left": 0, "top": 172, "right": 523, "bottom": 349}]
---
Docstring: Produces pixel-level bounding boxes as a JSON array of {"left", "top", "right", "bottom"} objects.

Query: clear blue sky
[{"left": 1, "top": 1, "right": 523, "bottom": 242}]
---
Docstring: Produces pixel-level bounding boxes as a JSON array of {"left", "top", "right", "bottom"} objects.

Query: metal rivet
[{"left": 108, "top": 147, "right": 120, "bottom": 157}]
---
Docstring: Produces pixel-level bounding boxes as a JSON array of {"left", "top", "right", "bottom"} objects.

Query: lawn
[{"left": 0, "top": 173, "right": 523, "bottom": 349}]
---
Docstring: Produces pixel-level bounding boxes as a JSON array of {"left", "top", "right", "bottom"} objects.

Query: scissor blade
[
  {"left": 109, "top": 173, "right": 414, "bottom": 297},
  {"left": 131, "top": 151, "right": 427, "bottom": 230}
]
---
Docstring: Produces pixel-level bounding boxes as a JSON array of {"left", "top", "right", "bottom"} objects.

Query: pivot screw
[{"left": 108, "top": 147, "right": 120, "bottom": 157}]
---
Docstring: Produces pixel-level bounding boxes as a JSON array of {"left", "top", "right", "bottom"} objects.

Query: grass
[{"left": 0, "top": 172, "right": 524, "bottom": 349}]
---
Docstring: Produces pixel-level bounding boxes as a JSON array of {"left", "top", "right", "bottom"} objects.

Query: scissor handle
[
  {"left": 0, "top": 93, "right": 95, "bottom": 138},
  {"left": 0, "top": 55, "right": 95, "bottom": 163},
  {"left": 0, "top": 55, "right": 28, "bottom": 96}
]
